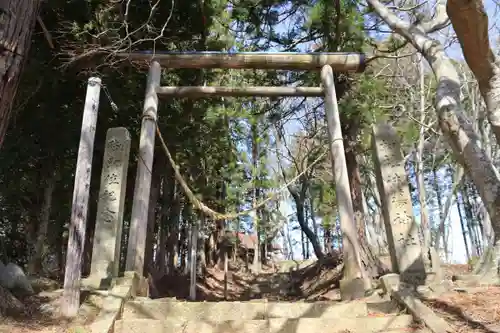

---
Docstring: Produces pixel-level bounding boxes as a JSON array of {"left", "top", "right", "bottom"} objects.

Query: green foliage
[{"left": 0, "top": 0, "right": 457, "bottom": 270}]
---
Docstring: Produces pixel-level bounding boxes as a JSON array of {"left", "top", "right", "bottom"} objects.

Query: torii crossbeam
[{"left": 116, "top": 51, "right": 366, "bottom": 72}]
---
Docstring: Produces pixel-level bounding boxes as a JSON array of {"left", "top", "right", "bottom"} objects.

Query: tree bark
[
  {"left": 215, "top": 180, "right": 227, "bottom": 267},
  {"left": 365, "top": 159, "right": 388, "bottom": 255},
  {"left": 293, "top": 196, "right": 324, "bottom": 260},
  {"left": 367, "top": 0, "right": 500, "bottom": 280},
  {"left": 457, "top": 192, "right": 472, "bottom": 264},
  {"left": 463, "top": 182, "right": 482, "bottom": 256},
  {"left": 434, "top": 166, "right": 463, "bottom": 253},
  {"left": 156, "top": 175, "right": 169, "bottom": 274},
  {"left": 166, "top": 192, "right": 181, "bottom": 273},
  {"left": 415, "top": 55, "right": 431, "bottom": 248},
  {"left": 446, "top": 0, "right": 500, "bottom": 145},
  {"left": 304, "top": 203, "right": 310, "bottom": 259},
  {"left": 164, "top": 158, "right": 180, "bottom": 274},
  {"left": 144, "top": 155, "right": 162, "bottom": 276},
  {"left": 309, "top": 195, "right": 319, "bottom": 242},
  {"left": 189, "top": 218, "right": 198, "bottom": 300},
  {"left": 182, "top": 203, "right": 192, "bottom": 275},
  {"left": 271, "top": 123, "right": 324, "bottom": 261},
  {"left": 286, "top": 223, "right": 294, "bottom": 260},
  {"left": 28, "top": 166, "right": 58, "bottom": 275},
  {"left": 251, "top": 121, "right": 261, "bottom": 273},
  {"left": 345, "top": 149, "right": 366, "bottom": 240},
  {"left": 0, "top": 0, "right": 42, "bottom": 148}
]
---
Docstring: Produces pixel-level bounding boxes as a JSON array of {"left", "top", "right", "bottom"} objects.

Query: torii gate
[{"left": 122, "top": 51, "right": 368, "bottom": 299}]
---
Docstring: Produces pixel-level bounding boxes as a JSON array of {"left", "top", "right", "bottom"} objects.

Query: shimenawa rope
[{"left": 151, "top": 117, "right": 328, "bottom": 220}]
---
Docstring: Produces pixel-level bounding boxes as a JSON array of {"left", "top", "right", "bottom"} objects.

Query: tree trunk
[
  {"left": 251, "top": 121, "right": 261, "bottom": 273},
  {"left": 24, "top": 167, "right": 40, "bottom": 268},
  {"left": 415, "top": 55, "right": 431, "bottom": 248},
  {"left": 57, "top": 216, "right": 66, "bottom": 279},
  {"left": 435, "top": 166, "right": 464, "bottom": 254},
  {"left": 281, "top": 228, "right": 288, "bottom": 260},
  {"left": 463, "top": 183, "right": 482, "bottom": 256},
  {"left": 181, "top": 202, "right": 192, "bottom": 275},
  {"left": 345, "top": 149, "right": 366, "bottom": 240},
  {"left": 224, "top": 248, "right": 229, "bottom": 300},
  {"left": 324, "top": 226, "right": 332, "bottom": 254},
  {"left": 166, "top": 179, "right": 181, "bottom": 274},
  {"left": 144, "top": 155, "right": 162, "bottom": 276},
  {"left": 207, "top": 233, "right": 215, "bottom": 267},
  {"left": 432, "top": 167, "right": 448, "bottom": 260},
  {"left": 446, "top": 0, "right": 500, "bottom": 146},
  {"left": 215, "top": 181, "right": 227, "bottom": 267},
  {"left": 156, "top": 216, "right": 167, "bottom": 274},
  {"left": 156, "top": 173, "right": 173, "bottom": 274},
  {"left": 416, "top": 150, "right": 430, "bottom": 248},
  {"left": 457, "top": 193, "right": 472, "bottom": 264},
  {"left": 368, "top": 0, "right": 500, "bottom": 280},
  {"left": 287, "top": 223, "right": 294, "bottom": 260},
  {"left": 309, "top": 196, "right": 319, "bottom": 242},
  {"left": 28, "top": 166, "right": 58, "bottom": 275},
  {"left": 301, "top": 230, "right": 306, "bottom": 259},
  {"left": 294, "top": 197, "right": 324, "bottom": 260},
  {"left": 197, "top": 215, "right": 206, "bottom": 275},
  {"left": 366, "top": 165, "right": 387, "bottom": 256},
  {"left": 0, "top": 0, "right": 42, "bottom": 148},
  {"left": 479, "top": 204, "right": 494, "bottom": 252},
  {"left": 252, "top": 210, "right": 261, "bottom": 272},
  {"left": 189, "top": 218, "right": 198, "bottom": 300}
]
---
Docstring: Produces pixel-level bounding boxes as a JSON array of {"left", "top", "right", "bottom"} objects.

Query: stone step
[
  {"left": 115, "top": 315, "right": 415, "bottom": 333},
  {"left": 122, "top": 299, "right": 401, "bottom": 321},
  {"left": 367, "top": 299, "right": 401, "bottom": 314}
]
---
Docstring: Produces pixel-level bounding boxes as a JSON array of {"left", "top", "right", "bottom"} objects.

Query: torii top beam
[{"left": 115, "top": 51, "right": 366, "bottom": 72}]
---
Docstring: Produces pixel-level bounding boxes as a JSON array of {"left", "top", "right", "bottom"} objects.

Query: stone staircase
[{"left": 113, "top": 296, "right": 431, "bottom": 333}]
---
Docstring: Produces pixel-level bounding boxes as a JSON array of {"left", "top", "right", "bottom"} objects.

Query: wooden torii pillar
[{"left": 123, "top": 51, "right": 368, "bottom": 300}]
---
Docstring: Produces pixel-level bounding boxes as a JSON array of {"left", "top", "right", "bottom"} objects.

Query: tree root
[{"left": 453, "top": 242, "right": 500, "bottom": 286}]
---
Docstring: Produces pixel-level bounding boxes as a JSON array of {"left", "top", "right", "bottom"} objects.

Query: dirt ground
[
  {"left": 422, "top": 264, "right": 500, "bottom": 333},
  {"left": 0, "top": 291, "right": 69, "bottom": 333},
  {"left": 424, "top": 285, "right": 500, "bottom": 333},
  {"left": 1, "top": 261, "right": 499, "bottom": 333}
]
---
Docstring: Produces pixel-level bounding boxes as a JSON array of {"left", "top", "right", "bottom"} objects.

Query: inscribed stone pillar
[
  {"left": 88, "top": 127, "right": 131, "bottom": 288},
  {"left": 371, "top": 123, "right": 425, "bottom": 284}
]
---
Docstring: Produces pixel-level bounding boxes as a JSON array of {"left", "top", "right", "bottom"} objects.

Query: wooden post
[
  {"left": 321, "top": 65, "right": 367, "bottom": 300},
  {"left": 189, "top": 221, "right": 198, "bottom": 300},
  {"left": 224, "top": 249, "right": 229, "bottom": 300},
  {"left": 116, "top": 51, "right": 366, "bottom": 72},
  {"left": 61, "top": 77, "right": 101, "bottom": 318},
  {"left": 126, "top": 62, "right": 161, "bottom": 275}
]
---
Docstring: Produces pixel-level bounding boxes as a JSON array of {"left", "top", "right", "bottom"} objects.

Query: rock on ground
[{"left": 0, "top": 262, "right": 34, "bottom": 295}]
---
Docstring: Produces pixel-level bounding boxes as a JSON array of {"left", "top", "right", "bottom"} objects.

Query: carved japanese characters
[
  {"left": 371, "top": 123, "right": 425, "bottom": 283},
  {"left": 89, "top": 127, "right": 131, "bottom": 281}
]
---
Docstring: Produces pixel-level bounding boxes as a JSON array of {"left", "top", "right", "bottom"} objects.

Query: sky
[{"left": 265, "top": 0, "right": 499, "bottom": 264}]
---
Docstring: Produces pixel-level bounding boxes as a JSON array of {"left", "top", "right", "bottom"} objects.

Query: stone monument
[
  {"left": 371, "top": 123, "right": 426, "bottom": 284},
  {"left": 85, "top": 127, "right": 131, "bottom": 289}
]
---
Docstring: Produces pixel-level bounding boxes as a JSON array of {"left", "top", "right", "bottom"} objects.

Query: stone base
[
  {"left": 400, "top": 270, "right": 442, "bottom": 287},
  {"left": 339, "top": 277, "right": 366, "bottom": 301},
  {"left": 379, "top": 273, "right": 400, "bottom": 294},
  {"left": 424, "top": 247, "right": 444, "bottom": 280},
  {"left": 81, "top": 275, "right": 115, "bottom": 290},
  {"left": 400, "top": 270, "right": 426, "bottom": 286},
  {"left": 391, "top": 286, "right": 453, "bottom": 333},
  {"left": 416, "top": 280, "right": 453, "bottom": 298},
  {"left": 123, "top": 271, "right": 149, "bottom": 297},
  {"left": 423, "top": 270, "right": 446, "bottom": 285}
]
